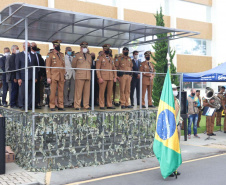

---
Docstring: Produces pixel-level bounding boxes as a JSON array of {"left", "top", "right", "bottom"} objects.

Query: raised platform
[{"left": 1, "top": 107, "right": 157, "bottom": 172}]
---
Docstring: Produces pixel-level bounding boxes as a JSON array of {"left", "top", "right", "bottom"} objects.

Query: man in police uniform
[
  {"left": 96, "top": 44, "right": 117, "bottom": 109},
  {"left": 72, "top": 42, "right": 92, "bottom": 110},
  {"left": 46, "top": 40, "right": 65, "bottom": 111},
  {"left": 139, "top": 51, "right": 155, "bottom": 108},
  {"left": 115, "top": 47, "right": 133, "bottom": 109}
]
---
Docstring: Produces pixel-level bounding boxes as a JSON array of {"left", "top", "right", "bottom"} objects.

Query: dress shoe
[
  {"left": 58, "top": 108, "right": 65, "bottom": 111},
  {"left": 35, "top": 106, "right": 41, "bottom": 109},
  {"left": 86, "top": 107, "right": 91, "bottom": 110},
  {"left": 115, "top": 103, "right": 120, "bottom": 107},
  {"left": 75, "top": 108, "right": 80, "bottom": 110},
  {"left": 224, "top": 131, "right": 226, "bottom": 133},
  {"left": 131, "top": 104, "right": 134, "bottom": 107},
  {"left": 100, "top": 107, "right": 105, "bottom": 110},
  {"left": 51, "top": 108, "right": 56, "bottom": 111},
  {"left": 107, "top": 107, "right": 115, "bottom": 109},
  {"left": 127, "top": 105, "right": 133, "bottom": 108},
  {"left": 169, "top": 173, "right": 174, "bottom": 177},
  {"left": 3, "top": 104, "right": 8, "bottom": 107},
  {"left": 121, "top": 105, "right": 126, "bottom": 109},
  {"left": 148, "top": 105, "right": 155, "bottom": 108},
  {"left": 211, "top": 133, "right": 216, "bottom": 136},
  {"left": 142, "top": 105, "right": 146, "bottom": 108}
]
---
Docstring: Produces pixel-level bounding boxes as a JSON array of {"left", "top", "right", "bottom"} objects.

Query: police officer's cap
[
  {"left": 80, "top": 42, "right": 88, "bottom": 48},
  {"left": 102, "top": 44, "right": 111, "bottom": 49},
  {"left": 123, "top": 47, "right": 129, "bottom": 51},
  {"left": 52, "top": 40, "right": 62, "bottom": 45},
  {"left": 144, "top": 51, "right": 151, "bottom": 56}
]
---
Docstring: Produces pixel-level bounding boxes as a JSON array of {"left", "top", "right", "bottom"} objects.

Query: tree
[{"left": 150, "top": 7, "right": 179, "bottom": 106}]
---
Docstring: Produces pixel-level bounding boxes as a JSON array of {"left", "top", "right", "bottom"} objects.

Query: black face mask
[
  {"left": 191, "top": 93, "right": 195, "bottom": 96},
  {"left": 27, "top": 47, "right": 31, "bottom": 52},
  {"left": 105, "top": 50, "right": 110, "bottom": 55},
  {"left": 146, "top": 56, "right": 150, "bottom": 61},
  {"left": 124, "top": 52, "right": 128, "bottom": 56},
  {"left": 32, "top": 46, "right": 37, "bottom": 51},
  {"left": 55, "top": 45, "right": 60, "bottom": 52},
  {"left": 91, "top": 56, "right": 95, "bottom": 61}
]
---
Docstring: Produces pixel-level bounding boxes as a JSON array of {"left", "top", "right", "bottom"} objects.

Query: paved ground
[{"left": 1, "top": 131, "right": 226, "bottom": 185}]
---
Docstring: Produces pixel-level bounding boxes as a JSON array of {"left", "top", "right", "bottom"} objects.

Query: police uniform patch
[{"left": 53, "top": 56, "right": 56, "bottom": 59}]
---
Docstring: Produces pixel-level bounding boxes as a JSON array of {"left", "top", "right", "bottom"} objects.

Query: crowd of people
[{"left": 0, "top": 40, "right": 156, "bottom": 111}]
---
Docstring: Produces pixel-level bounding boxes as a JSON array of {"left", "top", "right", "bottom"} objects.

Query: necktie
[
  {"left": 28, "top": 54, "right": 31, "bottom": 63},
  {"left": 69, "top": 56, "right": 72, "bottom": 63}
]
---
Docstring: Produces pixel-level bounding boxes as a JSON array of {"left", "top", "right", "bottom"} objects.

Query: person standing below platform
[
  {"left": 196, "top": 90, "right": 202, "bottom": 127},
  {"left": 46, "top": 40, "right": 65, "bottom": 111},
  {"left": 64, "top": 47, "right": 75, "bottom": 108},
  {"left": 6, "top": 45, "right": 19, "bottom": 109},
  {"left": 96, "top": 44, "right": 117, "bottom": 110},
  {"left": 72, "top": 42, "right": 92, "bottom": 110},
  {"left": 0, "top": 47, "right": 11, "bottom": 107},
  {"left": 187, "top": 89, "right": 200, "bottom": 139},
  {"left": 139, "top": 51, "right": 155, "bottom": 108},
  {"left": 130, "top": 51, "right": 141, "bottom": 107},
  {"left": 216, "top": 86, "right": 225, "bottom": 126}
]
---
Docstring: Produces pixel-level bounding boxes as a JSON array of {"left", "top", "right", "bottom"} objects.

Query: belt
[{"left": 124, "top": 72, "right": 132, "bottom": 75}]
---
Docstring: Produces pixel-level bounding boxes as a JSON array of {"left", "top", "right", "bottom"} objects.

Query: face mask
[
  {"left": 16, "top": 50, "right": 20, "bottom": 54},
  {"left": 146, "top": 56, "right": 150, "bottom": 61},
  {"left": 134, "top": 55, "right": 138, "bottom": 59},
  {"left": 36, "top": 51, "right": 40, "bottom": 54},
  {"left": 105, "top": 50, "right": 110, "bottom": 55},
  {"left": 67, "top": 51, "right": 72, "bottom": 56},
  {"left": 55, "top": 45, "right": 60, "bottom": 52},
  {"left": 4, "top": 52, "right": 10, "bottom": 56},
  {"left": 27, "top": 47, "right": 31, "bottom": 52},
  {"left": 83, "top": 48, "right": 88, "bottom": 53},
  {"left": 124, "top": 52, "right": 128, "bottom": 56},
  {"left": 173, "top": 91, "right": 178, "bottom": 97},
  {"left": 32, "top": 46, "right": 37, "bottom": 51},
  {"left": 91, "top": 56, "right": 95, "bottom": 61},
  {"left": 191, "top": 93, "right": 195, "bottom": 96}
]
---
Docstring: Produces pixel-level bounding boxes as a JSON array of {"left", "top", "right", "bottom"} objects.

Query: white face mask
[
  {"left": 83, "top": 48, "right": 88, "bottom": 53},
  {"left": 16, "top": 50, "right": 20, "bottom": 54},
  {"left": 4, "top": 52, "right": 10, "bottom": 56},
  {"left": 173, "top": 91, "right": 178, "bottom": 97},
  {"left": 134, "top": 55, "right": 138, "bottom": 59}
]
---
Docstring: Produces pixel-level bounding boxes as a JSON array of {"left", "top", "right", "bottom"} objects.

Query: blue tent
[{"left": 183, "top": 62, "right": 226, "bottom": 82}]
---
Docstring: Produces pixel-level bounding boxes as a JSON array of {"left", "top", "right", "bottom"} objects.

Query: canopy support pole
[
  {"left": 167, "top": 39, "right": 171, "bottom": 70},
  {"left": 25, "top": 17, "right": 28, "bottom": 112}
]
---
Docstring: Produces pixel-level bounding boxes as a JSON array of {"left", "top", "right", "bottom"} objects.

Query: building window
[
  {"left": 183, "top": 82, "right": 207, "bottom": 89},
  {"left": 175, "top": 38, "right": 210, "bottom": 56}
]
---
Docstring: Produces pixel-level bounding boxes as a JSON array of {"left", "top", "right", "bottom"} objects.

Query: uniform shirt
[
  {"left": 96, "top": 54, "right": 117, "bottom": 80},
  {"left": 139, "top": 61, "right": 155, "bottom": 85},
  {"left": 72, "top": 51, "right": 91, "bottom": 80},
  {"left": 46, "top": 51, "right": 65, "bottom": 81},
  {"left": 115, "top": 55, "right": 133, "bottom": 71}
]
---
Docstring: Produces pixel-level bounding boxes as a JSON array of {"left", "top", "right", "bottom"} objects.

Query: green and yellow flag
[{"left": 153, "top": 69, "right": 182, "bottom": 179}]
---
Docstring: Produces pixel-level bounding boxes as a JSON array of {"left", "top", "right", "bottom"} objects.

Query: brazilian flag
[{"left": 153, "top": 69, "right": 182, "bottom": 179}]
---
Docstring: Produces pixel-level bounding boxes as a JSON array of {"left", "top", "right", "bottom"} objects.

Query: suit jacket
[
  {"left": 132, "top": 59, "right": 141, "bottom": 78},
  {"left": 36, "top": 53, "right": 46, "bottom": 78},
  {"left": 72, "top": 51, "right": 92, "bottom": 80},
  {"left": 0, "top": 55, "right": 9, "bottom": 81},
  {"left": 15, "top": 51, "right": 38, "bottom": 80},
  {"left": 6, "top": 53, "right": 16, "bottom": 82},
  {"left": 46, "top": 51, "right": 65, "bottom": 81}
]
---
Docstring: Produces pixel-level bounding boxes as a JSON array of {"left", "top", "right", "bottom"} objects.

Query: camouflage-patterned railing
[{"left": 1, "top": 108, "right": 157, "bottom": 172}]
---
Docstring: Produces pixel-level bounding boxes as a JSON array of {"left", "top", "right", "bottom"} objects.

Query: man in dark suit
[
  {"left": 5, "top": 45, "right": 20, "bottom": 108},
  {"left": 130, "top": 51, "right": 141, "bottom": 106},
  {"left": 0, "top": 47, "right": 11, "bottom": 107},
  {"left": 31, "top": 42, "right": 45, "bottom": 109},
  {"left": 15, "top": 42, "right": 38, "bottom": 110}
]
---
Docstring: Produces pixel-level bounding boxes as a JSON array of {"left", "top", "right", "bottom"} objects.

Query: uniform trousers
[
  {"left": 215, "top": 111, "right": 222, "bottom": 126},
  {"left": 99, "top": 80, "right": 113, "bottom": 108},
  {"left": 119, "top": 75, "right": 132, "bottom": 106},
  {"left": 64, "top": 77, "right": 75, "bottom": 106},
  {"left": 206, "top": 112, "right": 216, "bottom": 135},
  {"left": 49, "top": 79, "right": 64, "bottom": 109},
  {"left": 142, "top": 84, "right": 152, "bottom": 106},
  {"left": 74, "top": 79, "right": 90, "bottom": 109}
]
